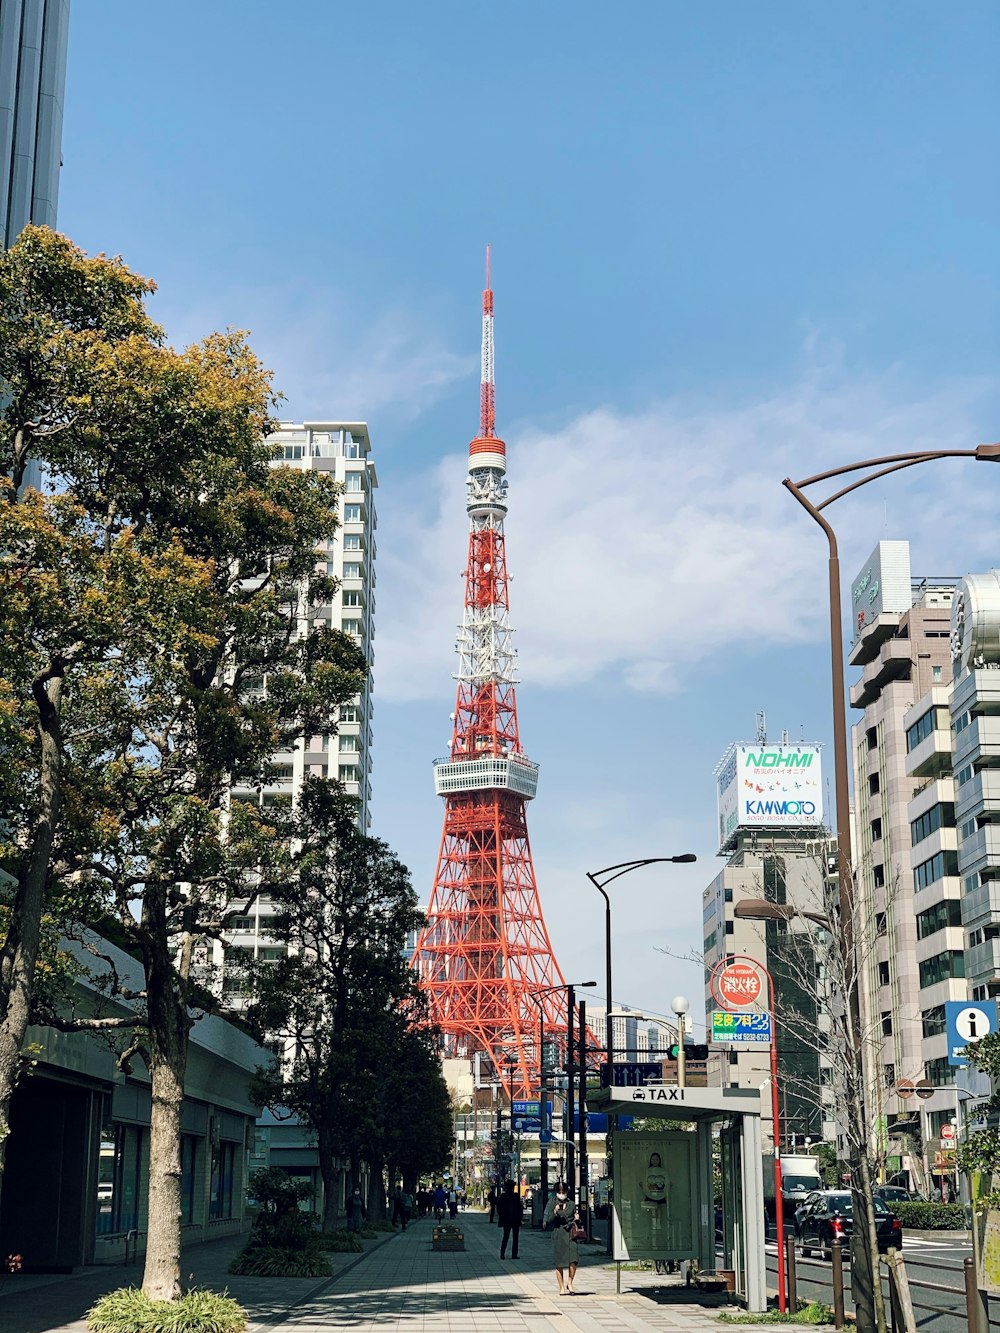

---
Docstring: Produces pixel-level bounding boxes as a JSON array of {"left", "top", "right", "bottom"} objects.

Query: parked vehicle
[
  {"left": 763, "top": 1153, "right": 823, "bottom": 1228},
  {"left": 873, "top": 1185, "right": 917, "bottom": 1204},
  {"left": 796, "top": 1190, "right": 903, "bottom": 1259}
]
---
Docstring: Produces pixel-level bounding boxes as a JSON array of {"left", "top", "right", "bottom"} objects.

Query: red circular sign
[
  {"left": 940, "top": 1123, "right": 956, "bottom": 1142},
  {"left": 713, "top": 961, "right": 764, "bottom": 1010}
]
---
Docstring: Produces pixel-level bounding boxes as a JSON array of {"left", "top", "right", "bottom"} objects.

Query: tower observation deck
[{"left": 412, "top": 253, "right": 569, "bottom": 1099}]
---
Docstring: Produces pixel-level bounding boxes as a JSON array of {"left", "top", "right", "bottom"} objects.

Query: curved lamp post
[
  {"left": 529, "top": 980, "right": 596, "bottom": 1212},
  {"left": 586, "top": 855, "right": 697, "bottom": 1068},
  {"left": 783, "top": 442, "right": 1000, "bottom": 1333}
]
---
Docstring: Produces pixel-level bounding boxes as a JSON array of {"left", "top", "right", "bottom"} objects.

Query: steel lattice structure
[{"left": 412, "top": 252, "right": 570, "bottom": 1099}]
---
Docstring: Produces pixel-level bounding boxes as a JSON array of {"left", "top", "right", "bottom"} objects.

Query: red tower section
[{"left": 413, "top": 253, "right": 568, "bottom": 1098}]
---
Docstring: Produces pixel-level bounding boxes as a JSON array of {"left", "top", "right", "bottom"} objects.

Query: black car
[{"left": 796, "top": 1190, "right": 903, "bottom": 1258}]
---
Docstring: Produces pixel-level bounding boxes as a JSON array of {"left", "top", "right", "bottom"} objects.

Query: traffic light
[{"left": 668, "top": 1043, "right": 710, "bottom": 1061}]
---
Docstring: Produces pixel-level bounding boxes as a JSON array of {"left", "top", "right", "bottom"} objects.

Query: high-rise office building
[
  {"left": 220, "top": 421, "right": 377, "bottom": 996},
  {"left": 848, "top": 540, "right": 957, "bottom": 1187},
  {"left": 1, "top": 0, "right": 70, "bottom": 249}
]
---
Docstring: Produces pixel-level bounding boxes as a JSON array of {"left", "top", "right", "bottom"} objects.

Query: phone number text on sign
[{"left": 711, "top": 1010, "right": 773, "bottom": 1046}]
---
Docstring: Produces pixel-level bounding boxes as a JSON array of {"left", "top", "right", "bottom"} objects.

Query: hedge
[{"left": 895, "top": 1202, "right": 965, "bottom": 1230}]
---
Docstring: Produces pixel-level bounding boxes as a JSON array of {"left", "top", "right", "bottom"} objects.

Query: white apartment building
[
  {"left": 220, "top": 421, "right": 378, "bottom": 993},
  {"left": 848, "top": 540, "right": 957, "bottom": 1188}
]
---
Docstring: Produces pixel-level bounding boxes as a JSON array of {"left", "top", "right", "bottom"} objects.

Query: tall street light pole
[
  {"left": 529, "top": 981, "right": 596, "bottom": 1214},
  {"left": 587, "top": 855, "right": 697, "bottom": 1072},
  {"left": 784, "top": 442, "right": 1000, "bottom": 1333}
]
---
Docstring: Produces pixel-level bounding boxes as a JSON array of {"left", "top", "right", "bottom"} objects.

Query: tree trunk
[
  {"left": 318, "top": 1130, "right": 340, "bottom": 1233},
  {"left": 368, "top": 1163, "right": 387, "bottom": 1223},
  {"left": 140, "top": 893, "right": 190, "bottom": 1303},
  {"left": 0, "top": 673, "right": 63, "bottom": 1173}
]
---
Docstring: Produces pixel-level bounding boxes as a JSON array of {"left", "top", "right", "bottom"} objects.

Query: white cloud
[
  {"left": 149, "top": 284, "right": 475, "bottom": 423},
  {"left": 376, "top": 367, "right": 998, "bottom": 703}
]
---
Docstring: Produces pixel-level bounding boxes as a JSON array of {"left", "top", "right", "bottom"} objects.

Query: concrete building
[
  {"left": 848, "top": 540, "right": 957, "bottom": 1186},
  {"left": 221, "top": 421, "right": 377, "bottom": 995},
  {"left": 1, "top": 0, "right": 70, "bottom": 249},
  {"left": 903, "top": 685, "right": 963, "bottom": 1193},
  {"left": 705, "top": 738, "right": 836, "bottom": 1149},
  {"left": 0, "top": 931, "right": 265, "bottom": 1270}
]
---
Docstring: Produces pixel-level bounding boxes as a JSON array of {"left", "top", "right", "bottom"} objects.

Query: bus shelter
[{"left": 589, "top": 1083, "right": 766, "bottom": 1312}]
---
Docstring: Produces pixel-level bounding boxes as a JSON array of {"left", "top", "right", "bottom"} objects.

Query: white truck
[{"left": 762, "top": 1153, "right": 823, "bottom": 1229}]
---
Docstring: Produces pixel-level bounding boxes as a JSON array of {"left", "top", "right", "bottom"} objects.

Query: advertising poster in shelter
[{"left": 612, "top": 1131, "right": 695, "bottom": 1259}]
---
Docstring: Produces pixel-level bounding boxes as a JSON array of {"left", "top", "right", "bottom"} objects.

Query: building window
[
  {"left": 343, "top": 503, "right": 363, "bottom": 522},
  {"left": 957, "top": 764, "right": 974, "bottom": 787},
  {"left": 933, "top": 665, "right": 943, "bottom": 681},
  {"left": 344, "top": 471, "right": 364, "bottom": 492},
  {"left": 870, "top": 819, "right": 883, "bottom": 842},
  {"left": 911, "top": 803, "right": 955, "bottom": 846},
  {"left": 343, "top": 563, "right": 362, "bottom": 580},
  {"left": 914, "top": 850, "right": 960, "bottom": 892},
  {"left": 873, "top": 864, "right": 885, "bottom": 888},
  {"left": 918, "top": 950, "right": 965, "bottom": 988},
  {"left": 209, "top": 1140, "right": 236, "bottom": 1220},
  {"left": 906, "top": 708, "right": 947, "bottom": 752},
  {"left": 339, "top": 705, "right": 359, "bottom": 723},
  {"left": 869, "top": 773, "right": 880, "bottom": 795},
  {"left": 867, "top": 727, "right": 878, "bottom": 752},
  {"left": 925, "top": 1057, "right": 955, "bottom": 1087},
  {"left": 340, "top": 765, "right": 360, "bottom": 783},
  {"left": 921, "top": 1006, "right": 946, "bottom": 1037},
  {"left": 338, "top": 734, "right": 357, "bottom": 753},
  {"left": 881, "top": 1012, "right": 893, "bottom": 1035},
  {"left": 878, "top": 962, "right": 890, "bottom": 986},
  {"left": 343, "top": 533, "right": 362, "bottom": 550},
  {"left": 96, "top": 1123, "right": 144, "bottom": 1236},
  {"left": 917, "top": 898, "right": 963, "bottom": 940},
  {"left": 181, "top": 1134, "right": 199, "bottom": 1225},
  {"left": 954, "top": 710, "right": 972, "bottom": 735}
]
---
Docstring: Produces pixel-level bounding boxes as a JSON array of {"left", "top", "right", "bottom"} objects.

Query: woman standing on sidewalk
[{"left": 550, "top": 1199, "right": 580, "bottom": 1295}]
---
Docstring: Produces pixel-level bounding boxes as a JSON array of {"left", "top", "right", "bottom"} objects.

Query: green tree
[
  {"left": 956, "top": 1033, "right": 1000, "bottom": 1208},
  {"left": 0, "top": 227, "right": 366, "bottom": 1301},
  {"left": 246, "top": 785, "right": 441, "bottom": 1227}
]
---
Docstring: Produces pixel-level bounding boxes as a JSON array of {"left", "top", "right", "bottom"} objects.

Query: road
[{"left": 774, "top": 1234, "right": 972, "bottom": 1333}]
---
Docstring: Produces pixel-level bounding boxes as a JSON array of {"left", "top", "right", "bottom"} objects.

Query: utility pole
[
  {"left": 578, "top": 997, "right": 589, "bottom": 1225},
  {"left": 566, "top": 984, "right": 576, "bottom": 1196}
]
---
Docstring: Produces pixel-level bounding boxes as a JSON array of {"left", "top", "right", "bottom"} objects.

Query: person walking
[
  {"left": 447, "top": 1184, "right": 459, "bottom": 1219},
  {"left": 347, "top": 1186, "right": 366, "bottom": 1233},
  {"left": 487, "top": 1184, "right": 498, "bottom": 1222},
  {"left": 401, "top": 1186, "right": 414, "bottom": 1227},
  {"left": 391, "top": 1185, "right": 407, "bottom": 1230},
  {"left": 432, "top": 1182, "right": 447, "bottom": 1221},
  {"left": 497, "top": 1179, "right": 524, "bottom": 1259},
  {"left": 550, "top": 1196, "right": 580, "bottom": 1295}
]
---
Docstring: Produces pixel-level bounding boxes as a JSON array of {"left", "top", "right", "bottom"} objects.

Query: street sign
[
  {"left": 895, "top": 1079, "right": 914, "bottom": 1099},
  {"left": 914, "top": 1080, "right": 934, "bottom": 1100},
  {"left": 712, "top": 960, "right": 764, "bottom": 1010},
  {"left": 946, "top": 1000, "right": 998, "bottom": 1066},
  {"left": 539, "top": 1129, "right": 553, "bottom": 1145},
  {"left": 940, "top": 1122, "right": 956, "bottom": 1142},
  {"left": 712, "top": 1010, "right": 772, "bottom": 1046},
  {"left": 600, "top": 1061, "right": 662, "bottom": 1088},
  {"left": 511, "top": 1100, "right": 552, "bottom": 1133}
]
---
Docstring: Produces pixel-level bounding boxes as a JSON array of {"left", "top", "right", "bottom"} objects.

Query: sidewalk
[{"left": 0, "top": 1211, "right": 794, "bottom": 1333}]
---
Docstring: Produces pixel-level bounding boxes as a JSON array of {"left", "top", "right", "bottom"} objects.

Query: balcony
[
  {"left": 848, "top": 613, "right": 903, "bottom": 667},
  {"left": 954, "top": 716, "right": 1000, "bottom": 768},
  {"left": 906, "top": 727, "right": 954, "bottom": 780},
  {"left": 959, "top": 824, "right": 1000, "bottom": 878},
  {"left": 851, "top": 639, "right": 913, "bottom": 709},
  {"left": 955, "top": 770, "right": 1000, "bottom": 821}
]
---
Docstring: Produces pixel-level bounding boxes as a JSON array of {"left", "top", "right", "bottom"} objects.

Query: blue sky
[{"left": 59, "top": 2, "right": 1000, "bottom": 1029}]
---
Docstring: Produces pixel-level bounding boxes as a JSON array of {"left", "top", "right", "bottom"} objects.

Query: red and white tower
[{"left": 413, "top": 253, "right": 568, "bottom": 1098}]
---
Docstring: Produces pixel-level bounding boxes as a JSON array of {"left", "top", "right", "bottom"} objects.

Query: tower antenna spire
[{"left": 480, "top": 245, "right": 495, "bottom": 439}]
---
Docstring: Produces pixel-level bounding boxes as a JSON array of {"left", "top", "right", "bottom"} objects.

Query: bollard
[
  {"left": 966, "top": 1256, "right": 989, "bottom": 1333},
  {"left": 831, "top": 1240, "right": 845, "bottom": 1330},
  {"left": 785, "top": 1234, "right": 797, "bottom": 1313}
]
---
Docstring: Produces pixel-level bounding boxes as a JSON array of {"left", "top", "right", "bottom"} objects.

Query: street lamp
[
  {"left": 783, "top": 444, "right": 1000, "bottom": 1333},
  {"left": 528, "top": 980, "right": 596, "bottom": 1213},
  {"left": 671, "top": 995, "right": 689, "bottom": 1089},
  {"left": 587, "top": 855, "right": 697, "bottom": 1068}
]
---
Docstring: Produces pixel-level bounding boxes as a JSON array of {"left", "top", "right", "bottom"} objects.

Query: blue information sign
[
  {"left": 512, "top": 1100, "right": 553, "bottom": 1133},
  {"left": 946, "top": 1000, "right": 998, "bottom": 1066}
]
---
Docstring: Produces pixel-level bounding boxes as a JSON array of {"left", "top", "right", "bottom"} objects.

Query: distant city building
[
  {"left": 218, "top": 421, "right": 377, "bottom": 1001},
  {"left": 702, "top": 810, "right": 836, "bottom": 1150},
  {"left": 848, "top": 540, "right": 958, "bottom": 1189},
  {"left": 1, "top": 0, "right": 70, "bottom": 249}
]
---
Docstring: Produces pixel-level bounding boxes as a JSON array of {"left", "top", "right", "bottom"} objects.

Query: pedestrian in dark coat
[
  {"left": 487, "top": 1184, "right": 498, "bottom": 1222},
  {"left": 497, "top": 1180, "right": 524, "bottom": 1259}
]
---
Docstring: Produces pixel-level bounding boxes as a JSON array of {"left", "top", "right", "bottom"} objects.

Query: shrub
[
  {"left": 895, "top": 1202, "right": 965, "bottom": 1230},
  {"left": 314, "top": 1230, "right": 362, "bottom": 1253},
  {"left": 245, "top": 1169, "right": 318, "bottom": 1251},
  {"left": 228, "top": 1246, "right": 332, "bottom": 1278},
  {"left": 87, "top": 1285, "right": 246, "bottom": 1333},
  {"left": 719, "top": 1301, "right": 834, "bottom": 1325}
]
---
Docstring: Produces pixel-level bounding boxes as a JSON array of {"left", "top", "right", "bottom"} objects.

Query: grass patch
[
  {"left": 719, "top": 1301, "right": 835, "bottom": 1325},
  {"left": 87, "top": 1286, "right": 247, "bottom": 1332},
  {"left": 314, "top": 1230, "right": 363, "bottom": 1253}
]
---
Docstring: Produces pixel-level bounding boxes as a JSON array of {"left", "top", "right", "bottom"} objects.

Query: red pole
[{"left": 769, "top": 982, "right": 787, "bottom": 1312}]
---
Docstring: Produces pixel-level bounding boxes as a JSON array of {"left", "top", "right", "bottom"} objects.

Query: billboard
[
  {"left": 850, "top": 540, "right": 911, "bottom": 642},
  {"left": 717, "top": 744, "right": 824, "bottom": 851}
]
